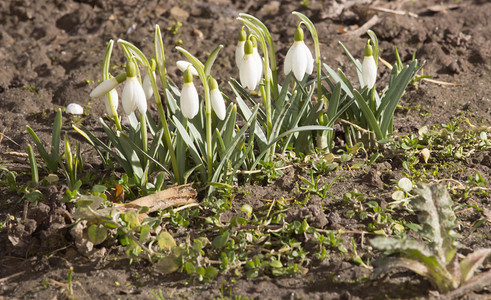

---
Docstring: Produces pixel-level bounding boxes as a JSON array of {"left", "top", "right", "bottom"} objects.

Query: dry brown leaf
[{"left": 115, "top": 184, "right": 197, "bottom": 213}]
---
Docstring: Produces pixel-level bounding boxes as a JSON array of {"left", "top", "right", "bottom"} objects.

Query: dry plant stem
[
  {"left": 229, "top": 164, "right": 293, "bottom": 175},
  {"left": 339, "top": 118, "right": 373, "bottom": 135},
  {"left": 346, "top": 15, "right": 379, "bottom": 37},
  {"left": 0, "top": 271, "right": 26, "bottom": 283},
  {"left": 369, "top": 6, "right": 418, "bottom": 18}
]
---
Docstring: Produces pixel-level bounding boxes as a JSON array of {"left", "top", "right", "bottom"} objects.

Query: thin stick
[
  {"left": 339, "top": 118, "right": 373, "bottom": 135},
  {"left": 346, "top": 15, "right": 379, "bottom": 37},
  {"left": 370, "top": 6, "right": 418, "bottom": 18},
  {"left": 0, "top": 271, "right": 26, "bottom": 283}
]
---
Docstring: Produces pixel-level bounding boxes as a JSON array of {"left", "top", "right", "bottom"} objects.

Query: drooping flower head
[
  {"left": 209, "top": 77, "right": 226, "bottom": 120},
  {"left": 284, "top": 26, "right": 314, "bottom": 81},
  {"left": 104, "top": 88, "right": 118, "bottom": 116},
  {"left": 122, "top": 61, "right": 147, "bottom": 115},
  {"left": 180, "top": 67, "right": 199, "bottom": 119},
  {"left": 90, "top": 72, "right": 127, "bottom": 98},
  {"left": 235, "top": 27, "right": 247, "bottom": 70},
  {"left": 142, "top": 58, "right": 157, "bottom": 101},
  {"left": 362, "top": 40, "right": 377, "bottom": 89},
  {"left": 177, "top": 60, "right": 199, "bottom": 76},
  {"left": 239, "top": 39, "right": 262, "bottom": 90},
  {"left": 251, "top": 37, "right": 263, "bottom": 85}
]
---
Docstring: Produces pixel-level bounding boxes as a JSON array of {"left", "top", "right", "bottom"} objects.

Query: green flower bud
[
  {"left": 364, "top": 40, "right": 373, "bottom": 57},
  {"left": 184, "top": 68, "right": 194, "bottom": 84},
  {"left": 294, "top": 26, "right": 304, "bottom": 42}
]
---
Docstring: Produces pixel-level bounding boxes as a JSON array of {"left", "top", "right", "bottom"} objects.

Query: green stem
[{"left": 153, "top": 27, "right": 181, "bottom": 184}]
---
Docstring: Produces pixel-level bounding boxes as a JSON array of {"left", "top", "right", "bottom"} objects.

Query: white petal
[
  {"left": 284, "top": 45, "right": 294, "bottom": 76},
  {"left": 176, "top": 61, "right": 198, "bottom": 76},
  {"left": 362, "top": 56, "right": 377, "bottom": 89},
  {"left": 211, "top": 89, "right": 226, "bottom": 120},
  {"left": 240, "top": 54, "right": 259, "bottom": 90},
  {"left": 142, "top": 72, "right": 155, "bottom": 100},
  {"left": 90, "top": 77, "right": 118, "bottom": 98},
  {"left": 235, "top": 41, "right": 245, "bottom": 70},
  {"left": 122, "top": 77, "right": 146, "bottom": 115},
  {"left": 104, "top": 89, "right": 118, "bottom": 116},
  {"left": 66, "top": 103, "right": 83, "bottom": 115},
  {"left": 252, "top": 47, "right": 263, "bottom": 86},
  {"left": 291, "top": 42, "right": 308, "bottom": 81},
  {"left": 180, "top": 82, "right": 199, "bottom": 119},
  {"left": 303, "top": 43, "right": 314, "bottom": 75}
]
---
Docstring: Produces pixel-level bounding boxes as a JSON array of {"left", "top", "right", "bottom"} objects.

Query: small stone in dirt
[
  {"left": 170, "top": 6, "right": 189, "bottom": 21},
  {"left": 362, "top": 170, "right": 383, "bottom": 189}
]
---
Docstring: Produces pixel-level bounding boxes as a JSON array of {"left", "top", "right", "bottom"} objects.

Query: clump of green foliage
[{"left": 370, "top": 183, "right": 491, "bottom": 293}]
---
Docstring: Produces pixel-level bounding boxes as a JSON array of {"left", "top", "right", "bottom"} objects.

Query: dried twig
[
  {"left": 370, "top": 6, "right": 418, "bottom": 18},
  {"left": 0, "top": 271, "right": 26, "bottom": 283},
  {"left": 346, "top": 15, "right": 379, "bottom": 37}
]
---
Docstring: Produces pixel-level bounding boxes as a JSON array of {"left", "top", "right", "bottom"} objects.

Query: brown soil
[{"left": 1, "top": 0, "right": 490, "bottom": 299}]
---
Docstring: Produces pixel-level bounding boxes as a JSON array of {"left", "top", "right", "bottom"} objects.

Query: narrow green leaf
[
  {"left": 352, "top": 90, "right": 384, "bottom": 140},
  {"left": 204, "top": 45, "right": 224, "bottom": 77}
]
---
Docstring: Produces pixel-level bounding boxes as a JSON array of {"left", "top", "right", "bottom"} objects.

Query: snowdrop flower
[
  {"left": 180, "top": 68, "right": 199, "bottom": 119},
  {"left": 142, "top": 58, "right": 157, "bottom": 100},
  {"left": 251, "top": 39, "right": 263, "bottom": 85},
  {"left": 239, "top": 40, "right": 262, "bottom": 90},
  {"left": 142, "top": 71, "right": 156, "bottom": 100},
  {"left": 66, "top": 103, "right": 83, "bottom": 115},
  {"left": 209, "top": 77, "right": 226, "bottom": 120},
  {"left": 122, "top": 61, "right": 147, "bottom": 115},
  {"left": 284, "top": 26, "right": 314, "bottom": 81},
  {"left": 90, "top": 73, "right": 127, "bottom": 98},
  {"left": 235, "top": 27, "right": 247, "bottom": 70},
  {"left": 104, "top": 88, "right": 118, "bottom": 116},
  {"left": 176, "top": 60, "right": 198, "bottom": 76},
  {"left": 362, "top": 40, "right": 377, "bottom": 89}
]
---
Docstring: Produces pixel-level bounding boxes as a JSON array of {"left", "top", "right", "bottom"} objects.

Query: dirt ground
[{"left": 0, "top": 0, "right": 490, "bottom": 299}]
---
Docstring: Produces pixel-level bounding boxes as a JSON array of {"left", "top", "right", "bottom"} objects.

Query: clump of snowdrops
[{"left": 70, "top": 11, "right": 420, "bottom": 193}]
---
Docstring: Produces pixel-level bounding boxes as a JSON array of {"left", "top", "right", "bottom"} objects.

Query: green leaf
[
  {"left": 157, "top": 231, "right": 176, "bottom": 251},
  {"left": 87, "top": 224, "right": 108, "bottom": 245},
  {"left": 26, "top": 125, "right": 51, "bottom": 168},
  {"left": 212, "top": 231, "right": 230, "bottom": 249},
  {"left": 156, "top": 256, "right": 180, "bottom": 274},
  {"left": 352, "top": 89, "right": 384, "bottom": 140},
  {"left": 204, "top": 45, "right": 223, "bottom": 77},
  {"left": 49, "top": 108, "right": 63, "bottom": 172}
]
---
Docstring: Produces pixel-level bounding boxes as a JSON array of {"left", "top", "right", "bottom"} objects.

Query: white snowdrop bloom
[
  {"left": 176, "top": 61, "right": 198, "bottom": 76},
  {"left": 362, "top": 41, "right": 377, "bottom": 89},
  {"left": 209, "top": 77, "right": 226, "bottom": 120},
  {"left": 180, "top": 68, "right": 199, "bottom": 119},
  {"left": 142, "top": 71, "right": 156, "bottom": 100},
  {"left": 239, "top": 40, "right": 262, "bottom": 90},
  {"left": 284, "top": 27, "right": 314, "bottom": 81},
  {"left": 104, "top": 88, "right": 118, "bottom": 116},
  {"left": 122, "top": 62, "right": 147, "bottom": 115},
  {"left": 90, "top": 73, "right": 127, "bottom": 98},
  {"left": 235, "top": 28, "right": 247, "bottom": 70},
  {"left": 66, "top": 103, "right": 83, "bottom": 115},
  {"left": 252, "top": 43, "right": 263, "bottom": 85}
]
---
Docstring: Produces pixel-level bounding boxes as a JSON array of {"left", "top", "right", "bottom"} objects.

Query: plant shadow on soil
[{"left": 1, "top": 0, "right": 491, "bottom": 299}]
